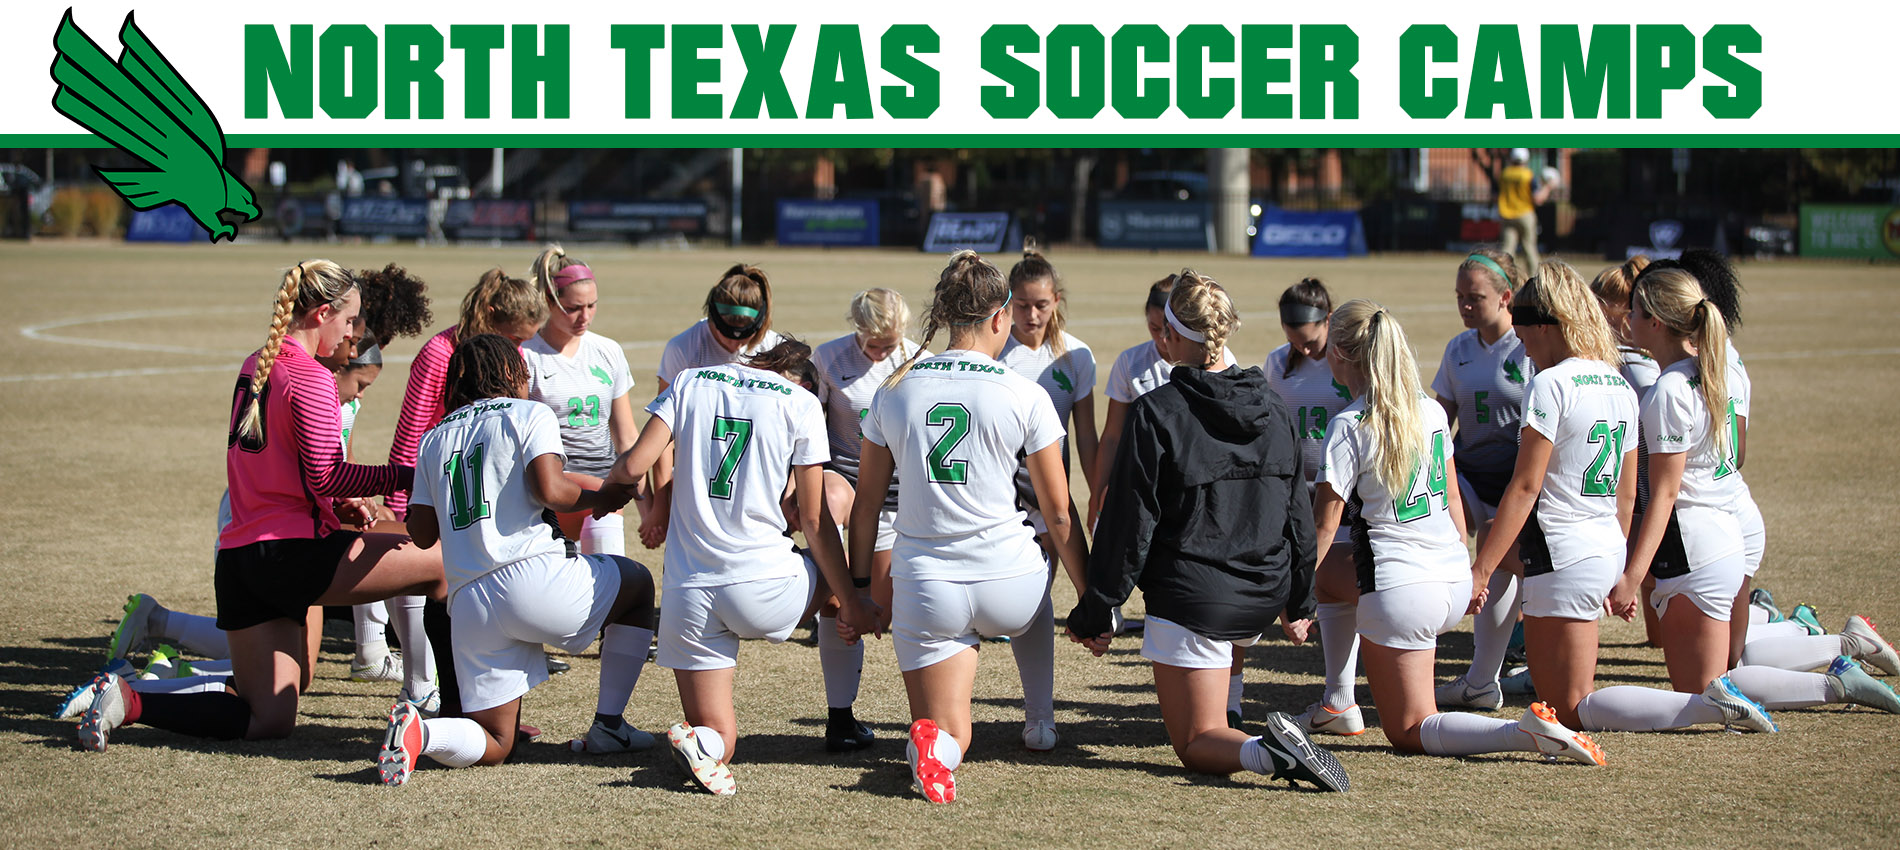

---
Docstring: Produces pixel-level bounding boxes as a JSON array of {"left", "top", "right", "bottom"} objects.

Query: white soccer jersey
[
  {"left": 1727, "top": 340, "right": 1750, "bottom": 420},
  {"left": 813, "top": 332, "right": 925, "bottom": 480},
  {"left": 999, "top": 330, "right": 1096, "bottom": 437},
  {"left": 339, "top": 398, "right": 360, "bottom": 454},
  {"left": 862, "top": 349, "right": 1065, "bottom": 582},
  {"left": 1317, "top": 397, "right": 1468, "bottom": 592},
  {"left": 412, "top": 398, "right": 570, "bottom": 597},
  {"left": 656, "top": 320, "right": 786, "bottom": 389},
  {"left": 1430, "top": 328, "right": 1536, "bottom": 483},
  {"left": 1619, "top": 347, "right": 1661, "bottom": 403},
  {"left": 1522, "top": 358, "right": 1641, "bottom": 568},
  {"left": 1643, "top": 359, "right": 1749, "bottom": 512},
  {"left": 1104, "top": 340, "right": 1236, "bottom": 404},
  {"left": 648, "top": 363, "right": 828, "bottom": 589},
  {"left": 522, "top": 332, "right": 634, "bottom": 478},
  {"left": 1265, "top": 343, "right": 1354, "bottom": 482}
]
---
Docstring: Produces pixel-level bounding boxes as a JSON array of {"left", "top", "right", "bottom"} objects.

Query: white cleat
[
  {"left": 1517, "top": 701, "right": 1607, "bottom": 765},
  {"left": 667, "top": 723, "right": 735, "bottom": 796},
  {"left": 1294, "top": 702, "right": 1366, "bottom": 736},
  {"left": 107, "top": 594, "right": 160, "bottom": 661},
  {"left": 76, "top": 673, "right": 131, "bottom": 753},
  {"left": 1841, "top": 616, "right": 1900, "bottom": 676},
  {"left": 1021, "top": 720, "right": 1059, "bottom": 752},
  {"left": 1435, "top": 674, "right": 1504, "bottom": 711}
]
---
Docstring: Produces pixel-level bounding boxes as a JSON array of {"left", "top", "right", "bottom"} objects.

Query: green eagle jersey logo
[
  {"left": 1332, "top": 379, "right": 1351, "bottom": 400},
  {"left": 590, "top": 366, "right": 614, "bottom": 386},
  {"left": 1053, "top": 369, "right": 1073, "bottom": 393},
  {"left": 50, "top": 11, "right": 257, "bottom": 242},
  {"left": 1503, "top": 361, "right": 1526, "bottom": 384}
]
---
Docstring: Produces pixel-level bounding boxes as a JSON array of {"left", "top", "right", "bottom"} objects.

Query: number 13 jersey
[
  {"left": 863, "top": 349, "right": 1065, "bottom": 582},
  {"left": 649, "top": 363, "right": 829, "bottom": 588}
]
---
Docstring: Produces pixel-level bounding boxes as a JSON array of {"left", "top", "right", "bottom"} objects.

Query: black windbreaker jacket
[{"left": 1071, "top": 364, "right": 1318, "bottom": 642}]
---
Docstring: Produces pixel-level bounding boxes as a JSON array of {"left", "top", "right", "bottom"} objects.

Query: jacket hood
[{"left": 1167, "top": 364, "right": 1276, "bottom": 439}]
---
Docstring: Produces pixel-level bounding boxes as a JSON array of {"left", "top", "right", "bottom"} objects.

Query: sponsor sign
[
  {"left": 1097, "top": 201, "right": 1214, "bottom": 251},
  {"left": 443, "top": 199, "right": 534, "bottom": 241},
  {"left": 339, "top": 197, "right": 430, "bottom": 238},
  {"left": 1801, "top": 204, "right": 1900, "bottom": 259},
  {"left": 123, "top": 205, "right": 203, "bottom": 243},
  {"left": 1252, "top": 208, "right": 1368, "bottom": 257},
  {"left": 567, "top": 200, "right": 708, "bottom": 238},
  {"left": 922, "top": 211, "right": 1016, "bottom": 253},
  {"left": 777, "top": 199, "right": 879, "bottom": 247}
]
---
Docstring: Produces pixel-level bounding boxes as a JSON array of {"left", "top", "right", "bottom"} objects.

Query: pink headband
[{"left": 552, "top": 264, "right": 595, "bottom": 291}]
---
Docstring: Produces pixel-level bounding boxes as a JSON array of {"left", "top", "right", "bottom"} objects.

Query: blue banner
[
  {"left": 1252, "top": 208, "right": 1368, "bottom": 258},
  {"left": 123, "top": 205, "right": 203, "bottom": 243},
  {"left": 1098, "top": 201, "right": 1214, "bottom": 250},
  {"left": 444, "top": 199, "right": 535, "bottom": 241},
  {"left": 922, "top": 211, "right": 1016, "bottom": 253},
  {"left": 777, "top": 199, "right": 879, "bottom": 247},
  {"left": 339, "top": 197, "right": 431, "bottom": 238}
]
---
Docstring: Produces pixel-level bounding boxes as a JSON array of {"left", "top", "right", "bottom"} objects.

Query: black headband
[
  {"left": 348, "top": 340, "right": 383, "bottom": 367},
  {"left": 1280, "top": 303, "right": 1329, "bottom": 325},
  {"left": 710, "top": 300, "right": 767, "bottom": 341},
  {"left": 1511, "top": 276, "right": 1558, "bottom": 326}
]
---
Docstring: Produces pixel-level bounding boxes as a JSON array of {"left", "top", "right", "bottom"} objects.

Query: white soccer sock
[
  {"left": 1725, "top": 665, "right": 1830, "bottom": 709},
  {"left": 420, "top": 717, "right": 488, "bottom": 768},
  {"left": 1748, "top": 605, "right": 1771, "bottom": 625},
  {"left": 1011, "top": 592, "right": 1057, "bottom": 724},
  {"left": 353, "top": 601, "right": 390, "bottom": 664},
  {"left": 390, "top": 595, "right": 434, "bottom": 695},
  {"left": 1227, "top": 672, "right": 1244, "bottom": 717},
  {"left": 1738, "top": 635, "right": 1844, "bottom": 672},
  {"left": 1744, "top": 620, "right": 1809, "bottom": 643},
  {"left": 580, "top": 512, "right": 626, "bottom": 557},
  {"left": 155, "top": 610, "right": 230, "bottom": 658},
  {"left": 909, "top": 726, "right": 963, "bottom": 771},
  {"left": 692, "top": 726, "right": 728, "bottom": 761},
  {"left": 816, "top": 615, "right": 865, "bottom": 709},
  {"left": 1464, "top": 570, "right": 1520, "bottom": 687},
  {"left": 595, "top": 624, "right": 653, "bottom": 717},
  {"left": 186, "top": 658, "right": 233, "bottom": 677},
  {"left": 1575, "top": 686, "right": 1725, "bottom": 731},
  {"left": 1316, "top": 601, "right": 1360, "bottom": 711},
  {"left": 1420, "top": 712, "right": 1535, "bottom": 756},
  {"left": 129, "top": 674, "right": 230, "bottom": 695},
  {"left": 1237, "top": 736, "right": 1274, "bottom": 775}
]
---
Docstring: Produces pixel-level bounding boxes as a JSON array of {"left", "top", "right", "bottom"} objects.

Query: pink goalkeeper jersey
[
  {"left": 384, "top": 327, "right": 457, "bottom": 518},
  {"left": 221, "top": 337, "right": 411, "bottom": 547}
]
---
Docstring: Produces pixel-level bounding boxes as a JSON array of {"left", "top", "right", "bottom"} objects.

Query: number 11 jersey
[{"left": 863, "top": 349, "right": 1065, "bottom": 582}]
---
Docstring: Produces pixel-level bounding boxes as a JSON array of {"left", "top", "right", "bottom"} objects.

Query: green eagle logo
[
  {"left": 590, "top": 365, "right": 614, "bottom": 386},
  {"left": 1332, "top": 379, "right": 1351, "bottom": 400},
  {"left": 1052, "top": 369, "right": 1073, "bottom": 393},
  {"left": 50, "top": 11, "right": 258, "bottom": 242},
  {"left": 1503, "top": 361, "right": 1526, "bottom": 384}
]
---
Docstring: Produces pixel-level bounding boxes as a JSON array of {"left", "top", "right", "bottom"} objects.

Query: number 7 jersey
[
  {"left": 649, "top": 363, "right": 829, "bottom": 588},
  {"left": 863, "top": 349, "right": 1065, "bottom": 581}
]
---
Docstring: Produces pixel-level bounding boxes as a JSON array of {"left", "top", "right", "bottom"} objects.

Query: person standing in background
[{"left": 1497, "top": 149, "right": 1555, "bottom": 275}]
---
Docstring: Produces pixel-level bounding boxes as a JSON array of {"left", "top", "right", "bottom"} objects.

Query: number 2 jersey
[
  {"left": 1317, "top": 397, "right": 1467, "bottom": 592},
  {"left": 412, "top": 398, "right": 569, "bottom": 598},
  {"left": 649, "top": 363, "right": 828, "bottom": 588},
  {"left": 863, "top": 349, "right": 1065, "bottom": 582},
  {"left": 521, "top": 332, "right": 634, "bottom": 479},
  {"left": 1518, "top": 357, "right": 1640, "bottom": 572}
]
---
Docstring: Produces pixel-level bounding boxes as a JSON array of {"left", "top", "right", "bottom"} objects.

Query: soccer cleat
[
  {"left": 906, "top": 719, "right": 957, "bottom": 803},
  {"left": 399, "top": 686, "right": 441, "bottom": 717},
  {"left": 1841, "top": 616, "right": 1900, "bottom": 676},
  {"left": 1750, "top": 587, "right": 1783, "bottom": 622},
  {"left": 1788, "top": 604, "right": 1826, "bottom": 637},
  {"left": 55, "top": 660, "right": 136, "bottom": 720},
  {"left": 545, "top": 652, "right": 570, "bottom": 675},
  {"left": 1504, "top": 621, "right": 1527, "bottom": 667},
  {"left": 667, "top": 723, "right": 736, "bottom": 796},
  {"left": 1518, "top": 702, "right": 1609, "bottom": 764},
  {"left": 376, "top": 701, "right": 425, "bottom": 786},
  {"left": 138, "top": 644, "right": 181, "bottom": 680},
  {"left": 75, "top": 673, "right": 131, "bottom": 752},
  {"left": 1294, "top": 702, "right": 1366, "bottom": 737},
  {"left": 1827, "top": 656, "right": 1900, "bottom": 714},
  {"left": 1259, "top": 712, "right": 1350, "bottom": 791},
  {"left": 1435, "top": 674, "right": 1504, "bottom": 711},
  {"left": 350, "top": 652, "right": 404, "bottom": 683},
  {"left": 1500, "top": 667, "right": 1537, "bottom": 696},
  {"left": 107, "top": 594, "right": 159, "bottom": 661},
  {"left": 1227, "top": 710, "right": 1245, "bottom": 731},
  {"left": 825, "top": 713, "right": 876, "bottom": 752},
  {"left": 568, "top": 719, "right": 656, "bottom": 754},
  {"left": 1700, "top": 676, "right": 1777, "bottom": 733},
  {"left": 1022, "top": 720, "right": 1059, "bottom": 752}
]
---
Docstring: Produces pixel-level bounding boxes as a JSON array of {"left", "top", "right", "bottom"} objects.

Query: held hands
[
  {"left": 592, "top": 482, "right": 638, "bottom": 518},
  {"left": 834, "top": 597, "right": 885, "bottom": 645},
  {"left": 1281, "top": 617, "right": 1314, "bottom": 644},
  {"left": 1607, "top": 576, "right": 1641, "bottom": 622},
  {"left": 638, "top": 500, "right": 670, "bottom": 548},
  {"left": 1466, "top": 565, "right": 1492, "bottom": 614},
  {"left": 1067, "top": 627, "right": 1113, "bottom": 657}
]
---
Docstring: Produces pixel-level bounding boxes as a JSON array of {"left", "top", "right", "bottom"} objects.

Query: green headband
[
  {"left": 713, "top": 303, "right": 761, "bottom": 319},
  {"left": 1465, "top": 254, "right": 1509, "bottom": 285}
]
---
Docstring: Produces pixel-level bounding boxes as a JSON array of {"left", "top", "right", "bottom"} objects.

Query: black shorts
[{"left": 214, "top": 532, "right": 359, "bottom": 631}]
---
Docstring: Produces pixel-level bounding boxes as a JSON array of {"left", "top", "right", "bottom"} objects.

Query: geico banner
[
  {"left": 1252, "top": 208, "right": 1367, "bottom": 257},
  {"left": 7, "top": 1, "right": 1897, "bottom": 144}
]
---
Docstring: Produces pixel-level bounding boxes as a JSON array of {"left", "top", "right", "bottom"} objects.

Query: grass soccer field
[{"left": 1, "top": 241, "right": 1896, "bottom": 848}]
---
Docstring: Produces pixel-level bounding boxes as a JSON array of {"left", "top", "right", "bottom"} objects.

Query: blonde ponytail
[
  {"left": 237, "top": 260, "right": 357, "bottom": 442},
  {"left": 1529, "top": 259, "right": 1621, "bottom": 366},
  {"left": 1166, "top": 269, "right": 1239, "bottom": 368},
  {"left": 1632, "top": 267, "right": 1730, "bottom": 455},
  {"left": 1331, "top": 299, "right": 1425, "bottom": 496},
  {"left": 886, "top": 250, "right": 1008, "bottom": 389}
]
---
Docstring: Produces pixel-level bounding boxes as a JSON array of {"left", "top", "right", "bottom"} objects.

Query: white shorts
[
  {"left": 875, "top": 508, "right": 897, "bottom": 553},
  {"left": 1358, "top": 579, "right": 1472, "bottom": 651},
  {"left": 1522, "top": 553, "right": 1619, "bottom": 621},
  {"left": 449, "top": 552, "right": 622, "bottom": 713},
  {"left": 657, "top": 559, "right": 818, "bottom": 671},
  {"left": 1650, "top": 550, "right": 1744, "bottom": 622},
  {"left": 1456, "top": 471, "right": 1499, "bottom": 526},
  {"left": 1735, "top": 497, "right": 1765, "bottom": 577},
  {"left": 1141, "top": 616, "right": 1259, "bottom": 669},
  {"left": 892, "top": 567, "right": 1049, "bottom": 672}
]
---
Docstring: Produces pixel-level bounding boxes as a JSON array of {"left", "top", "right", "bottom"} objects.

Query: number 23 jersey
[
  {"left": 649, "top": 363, "right": 829, "bottom": 588},
  {"left": 1317, "top": 397, "right": 1467, "bottom": 592},
  {"left": 863, "top": 349, "right": 1065, "bottom": 582}
]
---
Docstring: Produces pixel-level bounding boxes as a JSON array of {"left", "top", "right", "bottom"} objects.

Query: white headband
[{"left": 1164, "top": 299, "right": 1205, "bottom": 343}]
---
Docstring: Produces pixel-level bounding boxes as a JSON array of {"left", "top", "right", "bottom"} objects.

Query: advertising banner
[
  {"left": 123, "top": 205, "right": 202, "bottom": 243},
  {"left": 338, "top": 197, "right": 431, "bottom": 238},
  {"left": 1252, "top": 208, "right": 1368, "bottom": 257},
  {"left": 567, "top": 201, "right": 709, "bottom": 238},
  {"left": 1801, "top": 204, "right": 1900, "bottom": 259},
  {"left": 1097, "top": 201, "right": 1214, "bottom": 251},
  {"left": 443, "top": 199, "right": 535, "bottom": 241},
  {"left": 777, "top": 199, "right": 880, "bottom": 246},
  {"left": 922, "top": 212, "right": 1016, "bottom": 253}
]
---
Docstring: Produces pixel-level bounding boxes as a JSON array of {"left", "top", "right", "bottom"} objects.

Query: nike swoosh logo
[
  {"left": 842, "top": 375, "right": 858, "bottom": 383},
  {"left": 541, "top": 372, "right": 556, "bottom": 379},
  {"left": 1457, "top": 360, "right": 1472, "bottom": 367},
  {"left": 1267, "top": 745, "right": 1298, "bottom": 773}
]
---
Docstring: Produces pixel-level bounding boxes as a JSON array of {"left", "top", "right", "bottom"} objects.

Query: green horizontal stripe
[{"left": 7, "top": 132, "right": 1897, "bottom": 149}]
